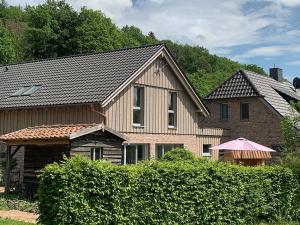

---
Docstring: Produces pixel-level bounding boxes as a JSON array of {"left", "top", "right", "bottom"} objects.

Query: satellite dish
[{"left": 293, "top": 77, "right": 300, "bottom": 89}]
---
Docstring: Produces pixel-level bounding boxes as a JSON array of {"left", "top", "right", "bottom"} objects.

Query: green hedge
[{"left": 38, "top": 156, "right": 298, "bottom": 225}]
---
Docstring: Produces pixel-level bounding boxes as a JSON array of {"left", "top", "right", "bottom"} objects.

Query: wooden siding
[
  {"left": 104, "top": 59, "right": 200, "bottom": 135},
  {"left": 0, "top": 104, "right": 104, "bottom": 134}
]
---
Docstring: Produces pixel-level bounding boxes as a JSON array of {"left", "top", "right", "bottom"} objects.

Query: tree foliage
[
  {"left": 0, "top": 21, "right": 17, "bottom": 64},
  {"left": 1, "top": 0, "right": 267, "bottom": 96}
]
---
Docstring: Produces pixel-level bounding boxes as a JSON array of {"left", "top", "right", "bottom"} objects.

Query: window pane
[
  {"left": 220, "top": 104, "right": 228, "bottom": 120},
  {"left": 95, "top": 148, "right": 101, "bottom": 160},
  {"left": 168, "top": 112, "right": 175, "bottom": 126},
  {"left": 240, "top": 103, "right": 249, "bottom": 120},
  {"left": 156, "top": 145, "right": 163, "bottom": 159},
  {"left": 134, "top": 86, "right": 141, "bottom": 107},
  {"left": 133, "top": 109, "right": 141, "bottom": 124},
  {"left": 11, "top": 86, "right": 31, "bottom": 97},
  {"left": 126, "top": 146, "right": 136, "bottom": 164},
  {"left": 203, "top": 144, "right": 211, "bottom": 154},
  {"left": 137, "top": 145, "right": 148, "bottom": 161},
  {"left": 22, "top": 85, "right": 41, "bottom": 96}
]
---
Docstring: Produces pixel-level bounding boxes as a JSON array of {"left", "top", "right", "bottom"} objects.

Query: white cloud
[
  {"left": 286, "top": 60, "right": 300, "bottom": 65},
  {"left": 274, "top": 0, "right": 300, "bottom": 7},
  {"left": 241, "top": 44, "right": 300, "bottom": 58},
  {"left": 67, "top": 0, "right": 132, "bottom": 18}
]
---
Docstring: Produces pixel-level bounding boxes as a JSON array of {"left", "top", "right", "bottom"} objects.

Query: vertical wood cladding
[
  {"left": 104, "top": 59, "right": 200, "bottom": 135},
  {"left": 0, "top": 104, "right": 104, "bottom": 134}
]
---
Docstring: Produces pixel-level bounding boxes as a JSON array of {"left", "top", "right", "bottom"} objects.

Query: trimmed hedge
[{"left": 38, "top": 156, "right": 298, "bottom": 225}]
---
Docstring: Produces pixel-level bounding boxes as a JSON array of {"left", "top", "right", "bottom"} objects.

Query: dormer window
[{"left": 10, "top": 85, "right": 41, "bottom": 97}]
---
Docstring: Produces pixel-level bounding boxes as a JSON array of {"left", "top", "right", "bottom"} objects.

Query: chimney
[{"left": 269, "top": 67, "right": 283, "bottom": 82}]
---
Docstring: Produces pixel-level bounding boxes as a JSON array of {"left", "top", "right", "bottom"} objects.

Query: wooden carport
[{"left": 0, "top": 124, "right": 125, "bottom": 195}]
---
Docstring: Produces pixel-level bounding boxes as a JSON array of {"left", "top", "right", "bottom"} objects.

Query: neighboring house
[
  {"left": 0, "top": 44, "right": 229, "bottom": 192},
  {"left": 203, "top": 68, "right": 300, "bottom": 150}
]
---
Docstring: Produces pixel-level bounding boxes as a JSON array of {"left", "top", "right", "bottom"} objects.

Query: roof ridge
[
  {"left": 1, "top": 43, "right": 165, "bottom": 68},
  {"left": 26, "top": 124, "right": 98, "bottom": 129}
]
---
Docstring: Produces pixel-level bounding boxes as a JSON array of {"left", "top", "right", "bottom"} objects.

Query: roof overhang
[
  {"left": 0, "top": 123, "right": 125, "bottom": 146},
  {"left": 101, "top": 46, "right": 209, "bottom": 117}
]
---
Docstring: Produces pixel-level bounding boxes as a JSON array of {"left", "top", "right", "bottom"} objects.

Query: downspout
[{"left": 90, "top": 103, "right": 107, "bottom": 125}]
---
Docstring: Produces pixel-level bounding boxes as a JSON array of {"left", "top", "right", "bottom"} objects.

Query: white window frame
[
  {"left": 168, "top": 92, "right": 177, "bottom": 128},
  {"left": 202, "top": 144, "right": 212, "bottom": 158},
  {"left": 156, "top": 144, "right": 184, "bottom": 159},
  {"left": 123, "top": 144, "right": 149, "bottom": 165},
  {"left": 91, "top": 148, "right": 102, "bottom": 161},
  {"left": 133, "top": 86, "right": 144, "bottom": 127}
]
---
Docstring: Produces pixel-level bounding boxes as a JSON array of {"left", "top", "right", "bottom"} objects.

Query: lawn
[{"left": 0, "top": 218, "right": 35, "bottom": 225}]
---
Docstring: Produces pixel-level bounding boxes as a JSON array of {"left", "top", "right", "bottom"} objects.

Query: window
[
  {"left": 220, "top": 103, "right": 229, "bottom": 121},
  {"left": 11, "top": 85, "right": 41, "bottom": 97},
  {"left": 124, "top": 144, "right": 149, "bottom": 164},
  {"left": 133, "top": 86, "right": 144, "bottom": 126},
  {"left": 203, "top": 144, "right": 211, "bottom": 158},
  {"left": 168, "top": 92, "right": 177, "bottom": 128},
  {"left": 91, "top": 148, "right": 103, "bottom": 160},
  {"left": 22, "top": 85, "right": 41, "bottom": 96},
  {"left": 156, "top": 144, "right": 184, "bottom": 159},
  {"left": 240, "top": 102, "right": 249, "bottom": 120}
]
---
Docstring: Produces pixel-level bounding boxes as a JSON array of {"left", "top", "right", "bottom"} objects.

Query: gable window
[
  {"left": 168, "top": 92, "right": 177, "bottom": 128},
  {"left": 240, "top": 102, "right": 249, "bottom": 121},
  {"left": 156, "top": 144, "right": 183, "bottom": 159},
  {"left": 220, "top": 103, "right": 229, "bottom": 121},
  {"left": 133, "top": 86, "right": 144, "bottom": 127},
  {"left": 203, "top": 144, "right": 212, "bottom": 158},
  {"left": 124, "top": 144, "right": 149, "bottom": 164},
  {"left": 91, "top": 148, "right": 103, "bottom": 160}
]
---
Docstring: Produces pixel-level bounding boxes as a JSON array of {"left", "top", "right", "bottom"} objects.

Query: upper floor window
[
  {"left": 168, "top": 92, "right": 177, "bottom": 128},
  {"left": 220, "top": 103, "right": 229, "bottom": 121},
  {"left": 240, "top": 102, "right": 249, "bottom": 121},
  {"left": 133, "top": 86, "right": 144, "bottom": 126}
]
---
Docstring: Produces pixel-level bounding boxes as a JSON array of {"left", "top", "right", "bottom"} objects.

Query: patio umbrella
[{"left": 210, "top": 137, "right": 275, "bottom": 162}]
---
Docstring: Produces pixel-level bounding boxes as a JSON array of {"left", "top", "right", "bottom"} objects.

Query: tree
[
  {"left": 75, "top": 8, "right": 122, "bottom": 53},
  {"left": 121, "top": 25, "right": 158, "bottom": 48},
  {"left": 280, "top": 115, "right": 300, "bottom": 157},
  {"left": 0, "top": 21, "right": 17, "bottom": 64},
  {"left": 25, "top": 0, "right": 78, "bottom": 59}
]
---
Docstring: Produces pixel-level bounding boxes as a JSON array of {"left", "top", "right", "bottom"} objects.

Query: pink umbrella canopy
[{"left": 210, "top": 138, "right": 276, "bottom": 152}]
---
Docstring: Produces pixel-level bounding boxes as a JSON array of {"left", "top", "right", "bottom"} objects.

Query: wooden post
[{"left": 4, "top": 146, "right": 11, "bottom": 194}]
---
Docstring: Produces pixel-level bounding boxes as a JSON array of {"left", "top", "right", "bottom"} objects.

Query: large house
[
  {"left": 0, "top": 44, "right": 229, "bottom": 192},
  {"left": 203, "top": 68, "right": 300, "bottom": 150}
]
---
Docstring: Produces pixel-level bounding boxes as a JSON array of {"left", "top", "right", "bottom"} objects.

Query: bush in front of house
[
  {"left": 160, "top": 147, "right": 196, "bottom": 161},
  {"left": 38, "top": 155, "right": 298, "bottom": 225}
]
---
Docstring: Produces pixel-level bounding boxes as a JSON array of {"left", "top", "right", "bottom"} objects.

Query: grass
[
  {"left": 0, "top": 218, "right": 35, "bottom": 225},
  {"left": 0, "top": 192, "right": 38, "bottom": 213}
]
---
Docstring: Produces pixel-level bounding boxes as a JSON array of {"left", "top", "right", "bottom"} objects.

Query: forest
[{"left": 0, "top": 0, "right": 266, "bottom": 96}]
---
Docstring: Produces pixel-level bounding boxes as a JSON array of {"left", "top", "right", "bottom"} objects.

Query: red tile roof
[
  {"left": 232, "top": 150, "right": 272, "bottom": 159},
  {"left": 0, "top": 124, "right": 97, "bottom": 141}
]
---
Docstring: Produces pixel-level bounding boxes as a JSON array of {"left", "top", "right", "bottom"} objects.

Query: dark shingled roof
[
  {"left": 205, "top": 70, "right": 300, "bottom": 117},
  {"left": 0, "top": 44, "right": 164, "bottom": 109},
  {"left": 205, "top": 71, "right": 260, "bottom": 100}
]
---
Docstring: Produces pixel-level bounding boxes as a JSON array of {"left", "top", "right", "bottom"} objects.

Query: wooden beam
[
  {"left": 11, "top": 145, "right": 21, "bottom": 158},
  {"left": 6, "top": 139, "right": 69, "bottom": 146},
  {"left": 4, "top": 146, "right": 11, "bottom": 194}
]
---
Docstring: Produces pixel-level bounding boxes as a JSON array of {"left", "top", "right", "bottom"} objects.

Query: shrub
[
  {"left": 160, "top": 147, "right": 196, "bottom": 161},
  {"left": 38, "top": 155, "right": 298, "bottom": 225}
]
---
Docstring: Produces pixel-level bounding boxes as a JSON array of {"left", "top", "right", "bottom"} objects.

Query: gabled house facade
[
  {"left": 0, "top": 44, "right": 229, "bottom": 192},
  {"left": 203, "top": 69, "right": 300, "bottom": 150}
]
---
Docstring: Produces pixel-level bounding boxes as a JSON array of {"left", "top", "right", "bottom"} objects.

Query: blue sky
[{"left": 7, "top": 0, "right": 300, "bottom": 81}]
